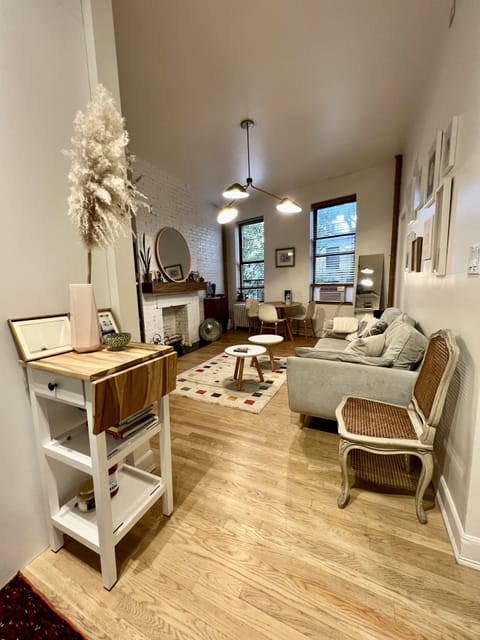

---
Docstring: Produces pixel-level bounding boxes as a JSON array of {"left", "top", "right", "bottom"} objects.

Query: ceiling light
[
  {"left": 217, "top": 206, "right": 239, "bottom": 224},
  {"left": 218, "top": 119, "right": 302, "bottom": 222},
  {"left": 360, "top": 267, "right": 374, "bottom": 274},
  {"left": 360, "top": 277, "right": 374, "bottom": 287},
  {"left": 276, "top": 198, "right": 302, "bottom": 214},
  {"left": 222, "top": 183, "right": 249, "bottom": 199}
]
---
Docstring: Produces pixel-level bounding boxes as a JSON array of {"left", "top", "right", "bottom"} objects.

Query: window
[
  {"left": 239, "top": 217, "right": 264, "bottom": 300},
  {"left": 311, "top": 195, "right": 357, "bottom": 303}
]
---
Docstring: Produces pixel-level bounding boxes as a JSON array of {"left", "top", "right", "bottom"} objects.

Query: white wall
[
  {"left": 398, "top": 0, "right": 480, "bottom": 567},
  {"left": 0, "top": 0, "right": 132, "bottom": 586},
  {"left": 226, "top": 159, "right": 395, "bottom": 323}
]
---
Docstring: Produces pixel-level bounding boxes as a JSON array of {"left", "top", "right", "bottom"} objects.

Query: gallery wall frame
[
  {"left": 412, "top": 237, "right": 423, "bottom": 272},
  {"left": 432, "top": 178, "right": 453, "bottom": 276},
  {"left": 423, "top": 216, "right": 433, "bottom": 261},
  {"left": 275, "top": 247, "right": 295, "bottom": 267},
  {"left": 425, "top": 131, "right": 443, "bottom": 207},
  {"left": 413, "top": 165, "right": 425, "bottom": 212},
  {"left": 441, "top": 115, "right": 459, "bottom": 176},
  {"left": 405, "top": 231, "right": 416, "bottom": 272}
]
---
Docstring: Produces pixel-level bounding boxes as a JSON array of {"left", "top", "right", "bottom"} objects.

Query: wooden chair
[
  {"left": 335, "top": 329, "right": 459, "bottom": 523},
  {"left": 288, "top": 301, "right": 317, "bottom": 337},
  {"left": 245, "top": 298, "right": 259, "bottom": 334},
  {"left": 258, "top": 303, "right": 286, "bottom": 337}
]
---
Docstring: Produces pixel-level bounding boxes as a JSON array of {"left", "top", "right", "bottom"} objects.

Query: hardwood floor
[{"left": 24, "top": 330, "right": 480, "bottom": 639}]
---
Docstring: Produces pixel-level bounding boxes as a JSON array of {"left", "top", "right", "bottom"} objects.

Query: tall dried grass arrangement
[{"left": 65, "top": 84, "right": 147, "bottom": 283}]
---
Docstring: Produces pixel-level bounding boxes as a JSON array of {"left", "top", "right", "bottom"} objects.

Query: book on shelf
[{"left": 107, "top": 413, "right": 158, "bottom": 440}]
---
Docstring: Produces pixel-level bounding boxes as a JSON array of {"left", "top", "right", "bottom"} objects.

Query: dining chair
[
  {"left": 258, "top": 303, "right": 287, "bottom": 337},
  {"left": 288, "top": 301, "right": 317, "bottom": 337},
  {"left": 335, "top": 329, "right": 459, "bottom": 523},
  {"left": 245, "top": 298, "right": 259, "bottom": 334}
]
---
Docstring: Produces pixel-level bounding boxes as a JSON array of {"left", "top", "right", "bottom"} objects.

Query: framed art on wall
[
  {"left": 432, "top": 178, "right": 453, "bottom": 276},
  {"left": 425, "top": 131, "right": 443, "bottom": 206},
  {"left": 423, "top": 216, "right": 433, "bottom": 260},
  {"left": 275, "top": 247, "right": 295, "bottom": 267},
  {"left": 413, "top": 166, "right": 424, "bottom": 212},
  {"left": 441, "top": 115, "right": 458, "bottom": 176}
]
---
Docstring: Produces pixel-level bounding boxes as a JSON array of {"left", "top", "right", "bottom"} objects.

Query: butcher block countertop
[{"left": 25, "top": 343, "right": 174, "bottom": 381}]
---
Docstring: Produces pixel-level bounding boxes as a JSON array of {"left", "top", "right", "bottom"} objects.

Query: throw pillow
[
  {"left": 345, "top": 333, "right": 386, "bottom": 357},
  {"left": 364, "top": 320, "right": 388, "bottom": 337},
  {"left": 357, "top": 314, "right": 378, "bottom": 338},
  {"left": 332, "top": 317, "right": 358, "bottom": 334},
  {"left": 383, "top": 323, "right": 427, "bottom": 369}
]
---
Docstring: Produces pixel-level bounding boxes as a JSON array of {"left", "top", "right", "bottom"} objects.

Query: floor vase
[{"left": 69, "top": 284, "right": 101, "bottom": 353}]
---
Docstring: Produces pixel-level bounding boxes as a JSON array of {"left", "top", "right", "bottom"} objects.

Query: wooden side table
[{"left": 224, "top": 344, "right": 266, "bottom": 391}]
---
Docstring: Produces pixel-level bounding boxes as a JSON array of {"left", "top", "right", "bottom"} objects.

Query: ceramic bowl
[{"left": 103, "top": 332, "right": 131, "bottom": 351}]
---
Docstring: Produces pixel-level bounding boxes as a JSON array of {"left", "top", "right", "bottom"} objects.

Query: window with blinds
[
  {"left": 311, "top": 195, "right": 357, "bottom": 303},
  {"left": 239, "top": 217, "right": 264, "bottom": 301}
]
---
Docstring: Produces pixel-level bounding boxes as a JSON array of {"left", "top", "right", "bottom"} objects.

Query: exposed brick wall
[
  {"left": 133, "top": 156, "right": 223, "bottom": 343},
  {"left": 134, "top": 157, "right": 223, "bottom": 287}
]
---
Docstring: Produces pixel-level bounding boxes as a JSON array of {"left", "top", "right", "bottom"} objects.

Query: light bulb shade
[
  {"left": 276, "top": 198, "right": 302, "bottom": 214},
  {"left": 222, "top": 183, "right": 249, "bottom": 199},
  {"left": 217, "top": 206, "right": 239, "bottom": 224},
  {"left": 360, "top": 267, "right": 374, "bottom": 274},
  {"left": 359, "top": 277, "right": 374, "bottom": 287}
]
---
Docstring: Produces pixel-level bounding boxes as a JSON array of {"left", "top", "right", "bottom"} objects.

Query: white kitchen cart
[{"left": 24, "top": 342, "right": 176, "bottom": 590}]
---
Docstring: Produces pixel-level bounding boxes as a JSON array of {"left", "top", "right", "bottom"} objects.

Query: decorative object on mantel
[
  {"left": 65, "top": 84, "right": 148, "bottom": 352},
  {"left": 217, "top": 119, "right": 302, "bottom": 224},
  {"left": 139, "top": 232, "right": 152, "bottom": 282}
]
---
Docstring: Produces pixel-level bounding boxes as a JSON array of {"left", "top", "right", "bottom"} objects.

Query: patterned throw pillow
[{"left": 364, "top": 320, "right": 388, "bottom": 337}]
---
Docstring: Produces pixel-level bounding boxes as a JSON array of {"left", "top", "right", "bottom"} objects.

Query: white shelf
[
  {"left": 43, "top": 419, "right": 161, "bottom": 472},
  {"left": 51, "top": 464, "right": 165, "bottom": 552}
]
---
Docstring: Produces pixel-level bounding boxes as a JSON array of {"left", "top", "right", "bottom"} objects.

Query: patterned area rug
[
  {"left": 0, "top": 572, "right": 85, "bottom": 639},
  {"left": 173, "top": 351, "right": 287, "bottom": 413}
]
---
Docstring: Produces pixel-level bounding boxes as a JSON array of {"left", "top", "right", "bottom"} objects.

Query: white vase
[{"left": 69, "top": 284, "right": 101, "bottom": 353}]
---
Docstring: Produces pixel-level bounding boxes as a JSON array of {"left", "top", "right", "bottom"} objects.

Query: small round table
[
  {"left": 248, "top": 334, "right": 284, "bottom": 371},
  {"left": 225, "top": 344, "right": 266, "bottom": 391}
]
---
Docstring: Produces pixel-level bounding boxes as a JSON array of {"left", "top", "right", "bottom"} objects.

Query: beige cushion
[
  {"left": 345, "top": 333, "right": 386, "bottom": 357},
  {"left": 383, "top": 323, "right": 427, "bottom": 369},
  {"left": 333, "top": 317, "right": 358, "bottom": 333}
]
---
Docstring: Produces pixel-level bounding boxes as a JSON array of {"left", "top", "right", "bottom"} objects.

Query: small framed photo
[
  {"left": 275, "top": 247, "right": 295, "bottom": 268},
  {"left": 8, "top": 314, "right": 72, "bottom": 362},
  {"left": 405, "top": 232, "right": 416, "bottom": 272},
  {"left": 413, "top": 165, "right": 424, "bottom": 212},
  {"left": 441, "top": 115, "right": 458, "bottom": 176},
  {"left": 432, "top": 178, "right": 453, "bottom": 276},
  {"left": 425, "top": 131, "right": 443, "bottom": 206},
  {"left": 405, "top": 177, "right": 415, "bottom": 224},
  {"left": 164, "top": 264, "right": 184, "bottom": 280},
  {"left": 412, "top": 237, "right": 423, "bottom": 272},
  {"left": 423, "top": 217, "right": 433, "bottom": 260},
  {"left": 98, "top": 309, "right": 120, "bottom": 337}
]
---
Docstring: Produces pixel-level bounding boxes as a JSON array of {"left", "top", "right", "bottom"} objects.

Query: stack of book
[{"left": 106, "top": 405, "right": 157, "bottom": 440}]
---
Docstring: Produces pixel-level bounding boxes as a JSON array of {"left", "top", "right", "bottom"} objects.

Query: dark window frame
[
  {"left": 238, "top": 216, "right": 264, "bottom": 300},
  {"left": 311, "top": 194, "right": 357, "bottom": 303}
]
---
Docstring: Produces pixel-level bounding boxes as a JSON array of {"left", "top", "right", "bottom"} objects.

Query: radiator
[{"left": 232, "top": 303, "right": 249, "bottom": 329}]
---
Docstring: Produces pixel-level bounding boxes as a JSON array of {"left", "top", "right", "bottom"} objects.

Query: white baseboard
[{"left": 437, "top": 475, "right": 480, "bottom": 570}]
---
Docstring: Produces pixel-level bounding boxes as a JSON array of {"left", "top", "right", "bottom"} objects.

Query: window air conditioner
[{"left": 318, "top": 286, "right": 345, "bottom": 303}]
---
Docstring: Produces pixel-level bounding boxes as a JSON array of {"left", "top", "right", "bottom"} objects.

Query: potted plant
[{"left": 139, "top": 233, "right": 152, "bottom": 282}]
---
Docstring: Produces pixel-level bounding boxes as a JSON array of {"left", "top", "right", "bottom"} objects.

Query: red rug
[{"left": 0, "top": 572, "right": 85, "bottom": 639}]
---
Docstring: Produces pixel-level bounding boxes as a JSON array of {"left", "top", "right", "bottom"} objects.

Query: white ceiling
[{"left": 112, "top": 0, "right": 451, "bottom": 212}]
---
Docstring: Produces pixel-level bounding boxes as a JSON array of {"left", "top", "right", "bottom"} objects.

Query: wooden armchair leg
[
  {"left": 338, "top": 439, "right": 352, "bottom": 508},
  {"left": 415, "top": 452, "right": 434, "bottom": 524}
]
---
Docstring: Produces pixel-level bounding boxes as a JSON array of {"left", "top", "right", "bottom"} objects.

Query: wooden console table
[{"left": 25, "top": 343, "right": 176, "bottom": 590}]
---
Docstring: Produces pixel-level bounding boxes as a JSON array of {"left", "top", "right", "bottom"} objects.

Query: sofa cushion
[
  {"left": 294, "top": 347, "right": 393, "bottom": 367},
  {"left": 345, "top": 333, "right": 386, "bottom": 357},
  {"left": 313, "top": 337, "right": 349, "bottom": 351},
  {"left": 383, "top": 323, "right": 427, "bottom": 369}
]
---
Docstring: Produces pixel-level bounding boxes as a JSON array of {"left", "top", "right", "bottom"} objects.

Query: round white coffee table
[
  {"left": 248, "top": 334, "right": 284, "bottom": 371},
  {"left": 225, "top": 344, "right": 266, "bottom": 391}
]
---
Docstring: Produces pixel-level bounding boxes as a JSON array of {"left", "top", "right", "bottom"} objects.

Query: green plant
[{"left": 139, "top": 233, "right": 151, "bottom": 275}]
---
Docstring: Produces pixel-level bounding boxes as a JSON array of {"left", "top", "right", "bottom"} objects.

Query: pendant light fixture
[{"left": 217, "top": 119, "right": 302, "bottom": 223}]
